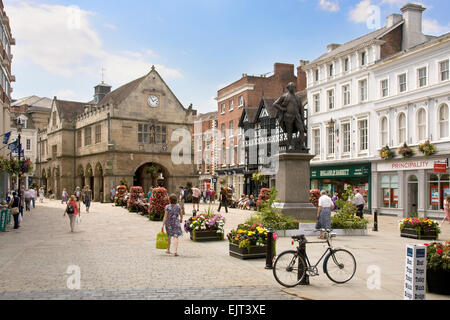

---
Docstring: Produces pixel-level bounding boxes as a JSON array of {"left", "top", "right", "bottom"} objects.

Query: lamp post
[{"left": 16, "top": 119, "right": 23, "bottom": 196}]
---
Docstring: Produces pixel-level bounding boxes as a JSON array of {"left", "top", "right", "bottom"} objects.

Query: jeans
[
  {"left": 13, "top": 213, "right": 19, "bottom": 229},
  {"left": 218, "top": 201, "right": 228, "bottom": 213},
  {"left": 356, "top": 205, "right": 364, "bottom": 218},
  {"left": 25, "top": 198, "right": 31, "bottom": 211},
  {"left": 31, "top": 198, "right": 35, "bottom": 208}
]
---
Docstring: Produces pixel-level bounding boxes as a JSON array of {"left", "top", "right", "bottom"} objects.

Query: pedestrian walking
[
  {"left": 64, "top": 195, "right": 79, "bottom": 233},
  {"left": 443, "top": 195, "right": 450, "bottom": 224},
  {"left": 162, "top": 194, "right": 184, "bottom": 257},
  {"left": 39, "top": 187, "right": 45, "bottom": 203},
  {"left": 19, "top": 189, "right": 24, "bottom": 220},
  {"left": 332, "top": 192, "right": 339, "bottom": 211},
  {"left": 8, "top": 192, "right": 20, "bottom": 229},
  {"left": 83, "top": 186, "right": 92, "bottom": 213},
  {"left": 352, "top": 189, "right": 365, "bottom": 218},
  {"left": 217, "top": 187, "right": 228, "bottom": 213},
  {"left": 24, "top": 188, "right": 31, "bottom": 211},
  {"left": 30, "top": 187, "right": 36, "bottom": 208},
  {"left": 191, "top": 186, "right": 201, "bottom": 212},
  {"left": 61, "top": 188, "right": 69, "bottom": 204},
  {"left": 316, "top": 190, "right": 334, "bottom": 239},
  {"left": 210, "top": 189, "right": 215, "bottom": 204}
]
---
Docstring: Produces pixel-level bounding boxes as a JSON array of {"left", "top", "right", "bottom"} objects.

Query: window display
[
  {"left": 381, "top": 174, "right": 398, "bottom": 208},
  {"left": 428, "top": 173, "right": 450, "bottom": 210}
]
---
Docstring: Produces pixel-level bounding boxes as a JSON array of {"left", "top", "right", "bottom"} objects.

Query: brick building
[{"left": 214, "top": 63, "right": 297, "bottom": 198}]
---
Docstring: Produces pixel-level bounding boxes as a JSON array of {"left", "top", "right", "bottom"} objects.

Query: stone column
[{"left": 274, "top": 153, "right": 316, "bottom": 220}]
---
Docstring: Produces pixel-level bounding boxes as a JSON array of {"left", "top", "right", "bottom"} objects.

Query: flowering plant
[
  {"left": 400, "top": 217, "right": 440, "bottom": 235},
  {"left": 148, "top": 187, "right": 169, "bottom": 221},
  {"left": 184, "top": 212, "right": 225, "bottom": 235},
  {"left": 309, "top": 189, "right": 320, "bottom": 208},
  {"left": 380, "top": 146, "right": 394, "bottom": 160},
  {"left": 256, "top": 188, "right": 271, "bottom": 209},
  {"left": 227, "top": 222, "right": 278, "bottom": 253},
  {"left": 424, "top": 241, "right": 450, "bottom": 271},
  {"left": 419, "top": 140, "right": 435, "bottom": 157},
  {"left": 398, "top": 143, "right": 414, "bottom": 158},
  {"left": 0, "top": 157, "right": 34, "bottom": 175}
]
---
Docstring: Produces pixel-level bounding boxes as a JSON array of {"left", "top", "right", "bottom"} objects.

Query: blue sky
[{"left": 6, "top": 0, "right": 450, "bottom": 114}]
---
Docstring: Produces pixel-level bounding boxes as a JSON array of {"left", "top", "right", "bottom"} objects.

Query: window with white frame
[
  {"left": 418, "top": 67, "right": 427, "bottom": 88},
  {"left": 439, "top": 103, "right": 449, "bottom": 139},
  {"left": 361, "top": 51, "right": 366, "bottom": 66},
  {"left": 238, "top": 96, "right": 244, "bottom": 107},
  {"left": 344, "top": 58, "right": 349, "bottom": 72},
  {"left": 380, "top": 117, "right": 388, "bottom": 147},
  {"left": 329, "top": 64, "right": 334, "bottom": 77},
  {"left": 342, "top": 85, "right": 350, "bottom": 106},
  {"left": 417, "top": 108, "right": 427, "bottom": 141},
  {"left": 221, "top": 103, "right": 225, "bottom": 114},
  {"left": 26, "top": 139, "right": 31, "bottom": 151},
  {"left": 398, "top": 113, "right": 406, "bottom": 144},
  {"left": 327, "top": 89, "right": 334, "bottom": 110},
  {"left": 327, "top": 126, "right": 335, "bottom": 155},
  {"left": 313, "top": 93, "right": 320, "bottom": 113},
  {"left": 398, "top": 73, "right": 407, "bottom": 93},
  {"left": 342, "top": 123, "right": 351, "bottom": 153},
  {"left": 313, "top": 128, "right": 321, "bottom": 156},
  {"left": 381, "top": 79, "right": 389, "bottom": 98},
  {"left": 440, "top": 60, "right": 449, "bottom": 82},
  {"left": 229, "top": 120, "right": 234, "bottom": 137},
  {"left": 229, "top": 100, "right": 234, "bottom": 111},
  {"left": 359, "top": 79, "right": 367, "bottom": 102},
  {"left": 358, "top": 119, "right": 368, "bottom": 151},
  {"left": 221, "top": 124, "right": 225, "bottom": 140},
  {"left": 315, "top": 69, "right": 319, "bottom": 82}
]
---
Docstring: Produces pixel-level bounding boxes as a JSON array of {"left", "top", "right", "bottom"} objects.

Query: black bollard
[
  {"left": 298, "top": 236, "right": 310, "bottom": 285},
  {"left": 265, "top": 228, "right": 274, "bottom": 269},
  {"left": 373, "top": 210, "right": 378, "bottom": 232}
]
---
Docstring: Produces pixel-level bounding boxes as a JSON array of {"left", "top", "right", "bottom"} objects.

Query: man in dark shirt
[{"left": 217, "top": 187, "right": 228, "bottom": 213}]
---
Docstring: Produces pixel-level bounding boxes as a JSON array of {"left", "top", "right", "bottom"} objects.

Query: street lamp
[{"left": 16, "top": 119, "right": 23, "bottom": 196}]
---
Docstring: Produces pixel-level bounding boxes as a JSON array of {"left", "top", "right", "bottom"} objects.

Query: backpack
[{"left": 67, "top": 203, "right": 75, "bottom": 214}]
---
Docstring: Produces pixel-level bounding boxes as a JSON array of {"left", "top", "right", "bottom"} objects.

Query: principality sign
[{"left": 377, "top": 159, "right": 446, "bottom": 172}]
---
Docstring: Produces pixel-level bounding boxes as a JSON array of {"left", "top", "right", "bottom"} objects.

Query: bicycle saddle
[{"left": 291, "top": 234, "right": 306, "bottom": 241}]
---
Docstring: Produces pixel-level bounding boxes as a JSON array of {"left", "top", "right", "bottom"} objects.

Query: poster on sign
[{"left": 404, "top": 244, "right": 427, "bottom": 300}]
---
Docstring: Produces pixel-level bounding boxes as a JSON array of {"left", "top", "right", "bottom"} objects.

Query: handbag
[
  {"left": 11, "top": 207, "right": 19, "bottom": 215},
  {"left": 156, "top": 227, "right": 169, "bottom": 250}
]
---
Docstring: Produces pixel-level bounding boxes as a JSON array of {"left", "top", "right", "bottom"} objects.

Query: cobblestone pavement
[
  {"left": 0, "top": 200, "right": 301, "bottom": 300},
  {"left": 1, "top": 200, "right": 449, "bottom": 300}
]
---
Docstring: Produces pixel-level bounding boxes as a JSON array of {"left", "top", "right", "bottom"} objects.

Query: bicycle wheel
[
  {"left": 324, "top": 249, "right": 356, "bottom": 284},
  {"left": 273, "top": 250, "right": 307, "bottom": 288}
]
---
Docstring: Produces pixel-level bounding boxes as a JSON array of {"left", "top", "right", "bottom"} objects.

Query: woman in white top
[
  {"left": 39, "top": 187, "right": 45, "bottom": 203},
  {"left": 443, "top": 195, "right": 450, "bottom": 224},
  {"left": 316, "top": 190, "right": 335, "bottom": 239}
]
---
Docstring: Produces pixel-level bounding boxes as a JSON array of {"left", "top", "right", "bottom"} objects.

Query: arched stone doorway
[
  {"left": 94, "top": 163, "right": 104, "bottom": 202},
  {"left": 85, "top": 164, "right": 94, "bottom": 200},
  {"left": 133, "top": 162, "right": 168, "bottom": 192},
  {"left": 41, "top": 169, "right": 48, "bottom": 192},
  {"left": 53, "top": 167, "right": 61, "bottom": 199},
  {"left": 77, "top": 165, "right": 85, "bottom": 191},
  {"left": 46, "top": 169, "right": 52, "bottom": 196}
]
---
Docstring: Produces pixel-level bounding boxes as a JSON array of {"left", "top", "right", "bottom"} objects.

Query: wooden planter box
[
  {"left": 229, "top": 243, "right": 267, "bottom": 260},
  {"left": 401, "top": 227, "right": 438, "bottom": 240},
  {"left": 190, "top": 230, "right": 224, "bottom": 242},
  {"left": 427, "top": 269, "right": 450, "bottom": 295}
]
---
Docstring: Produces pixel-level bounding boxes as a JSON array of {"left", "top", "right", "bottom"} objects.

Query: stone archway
[
  {"left": 94, "top": 162, "right": 104, "bottom": 202},
  {"left": 53, "top": 167, "right": 61, "bottom": 199},
  {"left": 85, "top": 164, "right": 94, "bottom": 200},
  {"left": 133, "top": 162, "right": 168, "bottom": 193},
  {"left": 46, "top": 169, "right": 52, "bottom": 196},
  {"left": 41, "top": 169, "right": 48, "bottom": 194},
  {"left": 77, "top": 165, "right": 85, "bottom": 191}
]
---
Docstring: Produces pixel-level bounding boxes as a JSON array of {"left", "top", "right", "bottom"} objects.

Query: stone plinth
[{"left": 273, "top": 152, "right": 316, "bottom": 220}]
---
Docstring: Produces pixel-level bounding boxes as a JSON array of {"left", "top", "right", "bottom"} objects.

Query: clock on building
[{"left": 148, "top": 95, "right": 160, "bottom": 108}]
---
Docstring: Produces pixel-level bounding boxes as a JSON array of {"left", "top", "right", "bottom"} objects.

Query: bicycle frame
[{"left": 297, "top": 238, "right": 334, "bottom": 275}]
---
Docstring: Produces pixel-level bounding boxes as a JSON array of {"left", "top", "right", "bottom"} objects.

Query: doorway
[{"left": 407, "top": 175, "right": 418, "bottom": 217}]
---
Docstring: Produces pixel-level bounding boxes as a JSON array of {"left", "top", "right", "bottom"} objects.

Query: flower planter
[
  {"left": 427, "top": 269, "right": 450, "bottom": 295},
  {"left": 229, "top": 243, "right": 267, "bottom": 260},
  {"left": 401, "top": 227, "right": 438, "bottom": 240},
  {"left": 190, "top": 230, "right": 224, "bottom": 242}
]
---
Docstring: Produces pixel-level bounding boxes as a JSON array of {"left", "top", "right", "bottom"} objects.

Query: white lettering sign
[{"left": 404, "top": 245, "right": 427, "bottom": 300}]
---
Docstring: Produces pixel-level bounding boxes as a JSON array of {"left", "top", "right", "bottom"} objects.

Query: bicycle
[{"left": 273, "top": 230, "right": 357, "bottom": 288}]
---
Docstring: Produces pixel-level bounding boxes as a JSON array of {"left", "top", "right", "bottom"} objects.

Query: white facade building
[{"left": 304, "top": 3, "right": 450, "bottom": 219}]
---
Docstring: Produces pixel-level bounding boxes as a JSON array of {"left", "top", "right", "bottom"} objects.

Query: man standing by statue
[{"left": 273, "top": 82, "right": 307, "bottom": 151}]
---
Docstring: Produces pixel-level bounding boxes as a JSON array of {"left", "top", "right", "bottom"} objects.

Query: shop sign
[
  {"left": 433, "top": 162, "right": 447, "bottom": 173},
  {"left": 377, "top": 159, "right": 446, "bottom": 172},
  {"left": 311, "top": 165, "right": 370, "bottom": 179},
  {"left": 404, "top": 245, "right": 426, "bottom": 300}
]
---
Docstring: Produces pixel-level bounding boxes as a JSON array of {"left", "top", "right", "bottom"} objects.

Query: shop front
[
  {"left": 372, "top": 157, "right": 449, "bottom": 219},
  {"left": 310, "top": 163, "right": 372, "bottom": 212}
]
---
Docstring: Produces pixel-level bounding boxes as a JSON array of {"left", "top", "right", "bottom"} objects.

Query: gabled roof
[
  {"left": 54, "top": 99, "right": 92, "bottom": 121},
  {"left": 97, "top": 75, "right": 146, "bottom": 107},
  {"left": 306, "top": 20, "right": 404, "bottom": 68},
  {"left": 238, "top": 106, "right": 259, "bottom": 127},
  {"left": 11, "top": 96, "right": 53, "bottom": 109},
  {"left": 255, "top": 98, "right": 277, "bottom": 120}
]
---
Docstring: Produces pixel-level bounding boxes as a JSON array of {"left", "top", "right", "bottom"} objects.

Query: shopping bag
[
  {"left": 156, "top": 227, "right": 168, "bottom": 250},
  {"left": 76, "top": 215, "right": 81, "bottom": 224}
]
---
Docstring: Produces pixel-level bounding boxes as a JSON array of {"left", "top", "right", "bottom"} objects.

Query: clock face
[{"left": 148, "top": 95, "right": 160, "bottom": 108}]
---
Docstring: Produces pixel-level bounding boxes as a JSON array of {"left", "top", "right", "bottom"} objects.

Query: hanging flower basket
[
  {"left": 419, "top": 140, "right": 435, "bottom": 157},
  {"left": 0, "top": 157, "right": 34, "bottom": 175},
  {"left": 380, "top": 146, "right": 394, "bottom": 160},
  {"left": 398, "top": 143, "right": 414, "bottom": 158}
]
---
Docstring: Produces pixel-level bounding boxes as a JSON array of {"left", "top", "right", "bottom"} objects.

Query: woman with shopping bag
[{"left": 161, "top": 194, "right": 183, "bottom": 256}]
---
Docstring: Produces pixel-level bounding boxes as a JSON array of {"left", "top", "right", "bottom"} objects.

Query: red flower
[{"left": 436, "top": 248, "right": 443, "bottom": 254}]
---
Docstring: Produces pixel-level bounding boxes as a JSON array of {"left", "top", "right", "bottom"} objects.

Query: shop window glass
[
  {"left": 381, "top": 174, "right": 398, "bottom": 208},
  {"left": 428, "top": 173, "right": 450, "bottom": 211}
]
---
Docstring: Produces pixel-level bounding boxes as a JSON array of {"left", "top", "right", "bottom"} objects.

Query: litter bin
[{"left": 0, "top": 209, "right": 11, "bottom": 232}]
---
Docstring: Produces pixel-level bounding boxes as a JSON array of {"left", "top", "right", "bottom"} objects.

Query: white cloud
[
  {"left": 319, "top": 0, "right": 340, "bottom": 12},
  {"left": 349, "top": 0, "right": 373, "bottom": 23},
  {"left": 104, "top": 23, "right": 117, "bottom": 30},
  {"left": 423, "top": 19, "right": 450, "bottom": 35},
  {"left": 6, "top": 2, "right": 181, "bottom": 91}
]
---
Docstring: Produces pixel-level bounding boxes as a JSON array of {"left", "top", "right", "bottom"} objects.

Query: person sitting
[
  {"left": 248, "top": 195, "right": 256, "bottom": 210},
  {"left": 242, "top": 195, "right": 250, "bottom": 210},
  {"left": 237, "top": 194, "right": 246, "bottom": 209}
]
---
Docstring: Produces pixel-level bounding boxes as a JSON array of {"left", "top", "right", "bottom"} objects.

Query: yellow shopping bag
[{"left": 156, "top": 227, "right": 169, "bottom": 250}]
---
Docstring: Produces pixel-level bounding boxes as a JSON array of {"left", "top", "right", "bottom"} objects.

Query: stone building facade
[{"left": 37, "top": 67, "right": 198, "bottom": 202}]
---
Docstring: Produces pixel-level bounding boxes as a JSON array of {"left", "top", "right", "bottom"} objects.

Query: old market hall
[{"left": 36, "top": 67, "right": 198, "bottom": 202}]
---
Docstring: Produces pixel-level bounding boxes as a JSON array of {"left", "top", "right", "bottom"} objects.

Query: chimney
[
  {"left": 386, "top": 13, "right": 402, "bottom": 28},
  {"left": 296, "top": 60, "right": 310, "bottom": 92},
  {"left": 327, "top": 43, "right": 341, "bottom": 52},
  {"left": 274, "top": 63, "right": 295, "bottom": 77},
  {"left": 401, "top": 3, "right": 427, "bottom": 50}
]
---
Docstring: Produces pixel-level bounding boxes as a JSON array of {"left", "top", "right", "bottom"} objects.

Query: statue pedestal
[{"left": 273, "top": 152, "right": 317, "bottom": 221}]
